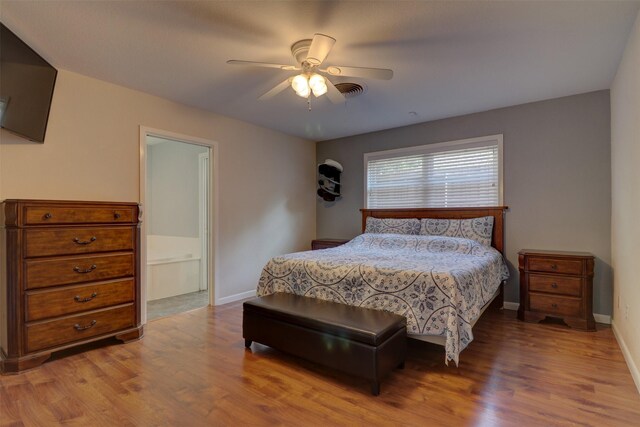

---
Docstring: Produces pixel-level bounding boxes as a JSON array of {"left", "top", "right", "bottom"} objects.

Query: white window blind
[{"left": 365, "top": 136, "right": 502, "bottom": 208}]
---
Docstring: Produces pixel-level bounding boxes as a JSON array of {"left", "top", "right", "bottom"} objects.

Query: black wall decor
[{"left": 317, "top": 159, "right": 342, "bottom": 202}]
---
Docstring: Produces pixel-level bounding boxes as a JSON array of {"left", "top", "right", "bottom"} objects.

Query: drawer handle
[
  {"left": 74, "top": 292, "right": 98, "bottom": 303},
  {"left": 114, "top": 212, "right": 121, "bottom": 219},
  {"left": 74, "top": 320, "right": 97, "bottom": 331},
  {"left": 551, "top": 283, "right": 558, "bottom": 288},
  {"left": 550, "top": 264, "right": 558, "bottom": 270},
  {"left": 43, "top": 212, "right": 52, "bottom": 220},
  {"left": 551, "top": 303, "right": 558, "bottom": 308},
  {"left": 73, "top": 236, "right": 97, "bottom": 245},
  {"left": 73, "top": 264, "right": 97, "bottom": 274}
]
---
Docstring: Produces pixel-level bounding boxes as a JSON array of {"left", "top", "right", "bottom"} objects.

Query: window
[{"left": 365, "top": 135, "right": 503, "bottom": 208}]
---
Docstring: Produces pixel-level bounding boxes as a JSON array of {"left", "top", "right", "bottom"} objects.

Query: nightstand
[
  {"left": 518, "top": 249, "right": 595, "bottom": 331},
  {"left": 311, "top": 238, "right": 349, "bottom": 250}
]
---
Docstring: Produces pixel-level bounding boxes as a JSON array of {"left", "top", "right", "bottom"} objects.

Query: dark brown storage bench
[{"left": 243, "top": 293, "right": 407, "bottom": 395}]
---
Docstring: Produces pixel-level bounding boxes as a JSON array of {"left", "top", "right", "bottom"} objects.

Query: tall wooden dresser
[{"left": 1, "top": 199, "right": 143, "bottom": 373}]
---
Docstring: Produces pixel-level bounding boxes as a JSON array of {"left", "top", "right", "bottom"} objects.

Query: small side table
[
  {"left": 311, "top": 238, "right": 350, "bottom": 250},
  {"left": 518, "top": 249, "right": 595, "bottom": 331}
]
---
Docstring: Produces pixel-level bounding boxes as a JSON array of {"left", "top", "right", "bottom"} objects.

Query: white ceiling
[{"left": 1, "top": 1, "right": 638, "bottom": 141}]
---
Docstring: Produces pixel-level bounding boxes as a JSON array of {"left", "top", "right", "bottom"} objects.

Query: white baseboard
[
  {"left": 501, "top": 301, "right": 611, "bottom": 324},
  {"left": 593, "top": 313, "right": 612, "bottom": 324},
  {"left": 503, "top": 301, "right": 519, "bottom": 311},
  {"left": 215, "top": 289, "right": 256, "bottom": 305},
  {"left": 612, "top": 321, "right": 640, "bottom": 394}
]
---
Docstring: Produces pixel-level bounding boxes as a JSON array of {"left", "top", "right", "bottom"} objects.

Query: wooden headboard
[{"left": 360, "top": 206, "right": 508, "bottom": 254}]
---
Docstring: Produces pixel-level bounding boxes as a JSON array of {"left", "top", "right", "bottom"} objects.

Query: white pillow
[
  {"left": 365, "top": 217, "right": 420, "bottom": 235},
  {"left": 420, "top": 216, "right": 494, "bottom": 246}
]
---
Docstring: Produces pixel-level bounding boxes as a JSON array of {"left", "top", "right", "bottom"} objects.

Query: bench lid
[{"left": 244, "top": 293, "right": 406, "bottom": 346}]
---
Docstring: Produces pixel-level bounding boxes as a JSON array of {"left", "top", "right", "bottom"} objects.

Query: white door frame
[
  {"left": 198, "top": 152, "right": 209, "bottom": 292},
  {"left": 139, "top": 126, "right": 219, "bottom": 324}
]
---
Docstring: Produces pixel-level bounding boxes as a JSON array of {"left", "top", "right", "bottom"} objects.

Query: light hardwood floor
[{"left": 1, "top": 302, "right": 639, "bottom": 426}]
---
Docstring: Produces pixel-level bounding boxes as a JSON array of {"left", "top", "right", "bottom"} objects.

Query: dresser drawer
[
  {"left": 528, "top": 274, "right": 582, "bottom": 297},
  {"left": 25, "top": 206, "right": 135, "bottom": 225},
  {"left": 26, "top": 279, "right": 135, "bottom": 322},
  {"left": 25, "top": 227, "right": 134, "bottom": 258},
  {"left": 25, "top": 304, "right": 135, "bottom": 353},
  {"left": 529, "top": 294, "right": 581, "bottom": 318},
  {"left": 527, "top": 257, "right": 583, "bottom": 275},
  {"left": 26, "top": 253, "right": 135, "bottom": 289}
]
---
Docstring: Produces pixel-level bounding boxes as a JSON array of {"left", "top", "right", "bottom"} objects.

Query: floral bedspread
[{"left": 257, "top": 233, "right": 509, "bottom": 365}]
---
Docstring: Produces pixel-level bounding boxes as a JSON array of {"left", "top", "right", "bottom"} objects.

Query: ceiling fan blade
[
  {"left": 323, "top": 65, "right": 393, "bottom": 80},
  {"left": 306, "top": 33, "right": 336, "bottom": 66},
  {"left": 227, "top": 60, "right": 299, "bottom": 71},
  {"left": 325, "top": 80, "right": 345, "bottom": 104},
  {"left": 258, "top": 78, "right": 292, "bottom": 100}
]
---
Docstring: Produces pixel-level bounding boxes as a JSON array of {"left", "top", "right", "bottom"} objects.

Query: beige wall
[
  {"left": 0, "top": 69, "right": 316, "bottom": 302},
  {"left": 611, "top": 10, "right": 640, "bottom": 391}
]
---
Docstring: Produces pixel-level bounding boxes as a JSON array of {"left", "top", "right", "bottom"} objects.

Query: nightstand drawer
[
  {"left": 25, "top": 304, "right": 135, "bottom": 353},
  {"left": 25, "top": 253, "right": 135, "bottom": 289},
  {"left": 26, "top": 279, "right": 135, "bottom": 322},
  {"left": 25, "top": 227, "right": 134, "bottom": 258},
  {"left": 528, "top": 274, "right": 582, "bottom": 297},
  {"left": 529, "top": 294, "right": 581, "bottom": 318},
  {"left": 24, "top": 206, "right": 135, "bottom": 225},
  {"left": 528, "top": 257, "right": 583, "bottom": 275}
]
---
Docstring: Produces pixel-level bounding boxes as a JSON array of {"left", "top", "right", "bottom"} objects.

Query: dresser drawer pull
[
  {"left": 114, "top": 212, "right": 121, "bottom": 219},
  {"left": 550, "top": 264, "right": 558, "bottom": 270},
  {"left": 73, "top": 236, "right": 97, "bottom": 245},
  {"left": 73, "top": 264, "right": 97, "bottom": 274},
  {"left": 43, "top": 212, "right": 52, "bottom": 220},
  {"left": 551, "top": 303, "right": 558, "bottom": 308},
  {"left": 551, "top": 283, "right": 558, "bottom": 288},
  {"left": 73, "top": 320, "right": 97, "bottom": 331},
  {"left": 74, "top": 292, "right": 98, "bottom": 303}
]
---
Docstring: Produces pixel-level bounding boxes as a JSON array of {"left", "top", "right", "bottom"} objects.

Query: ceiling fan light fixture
[
  {"left": 294, "top": 85, "right": 310, "bottom": 98},
  {"left": 291, "top": 74, "right": 310, "bottom": 97},
  {"left": 309, "top": 73, "right": 327, "bottom": 97},
  {"left": 312, "top": 83, "right": 327, "bottom": 97}
]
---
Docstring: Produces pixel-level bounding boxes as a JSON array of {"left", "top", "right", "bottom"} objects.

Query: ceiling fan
[{"left": 227, "top": 33, "right": 393, "bottom": 105}]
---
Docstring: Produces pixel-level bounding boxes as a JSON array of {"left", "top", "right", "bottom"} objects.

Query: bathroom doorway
[{"left": 140, "top": 130, "right": 216, "bottom": 321}]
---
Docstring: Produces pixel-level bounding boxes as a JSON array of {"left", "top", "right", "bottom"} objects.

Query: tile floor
[{"left": 147, "top": 290, "right": 209, "bottom": 320}]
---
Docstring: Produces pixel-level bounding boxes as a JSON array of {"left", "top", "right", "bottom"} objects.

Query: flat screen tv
[{"left": 0, "top": 23, "right": 57, "bottom": 143}]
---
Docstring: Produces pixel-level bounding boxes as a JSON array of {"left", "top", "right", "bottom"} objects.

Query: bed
[{"left": 257, "top": 207, "right": 509, "bottom": 365}]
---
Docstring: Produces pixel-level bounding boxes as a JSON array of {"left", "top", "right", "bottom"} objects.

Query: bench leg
[
  {"left": 244, "top": 339, "right": 252, "bottom": 348},
  {"left": 371, "top": 381, "right": 380, "bottom": 396}
]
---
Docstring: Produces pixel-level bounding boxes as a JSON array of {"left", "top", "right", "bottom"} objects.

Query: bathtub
[{"left": 147, "top": 235, "right": 204, "bottom": 301}]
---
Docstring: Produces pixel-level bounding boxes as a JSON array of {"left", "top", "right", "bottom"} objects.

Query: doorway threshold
[{"left": 147, "top": 291, "right": 209, "bottom": 321}]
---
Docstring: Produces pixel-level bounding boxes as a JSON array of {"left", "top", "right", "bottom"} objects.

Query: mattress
[{"left": 257, "top": 233, "right": 509, "bottom": 365}]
